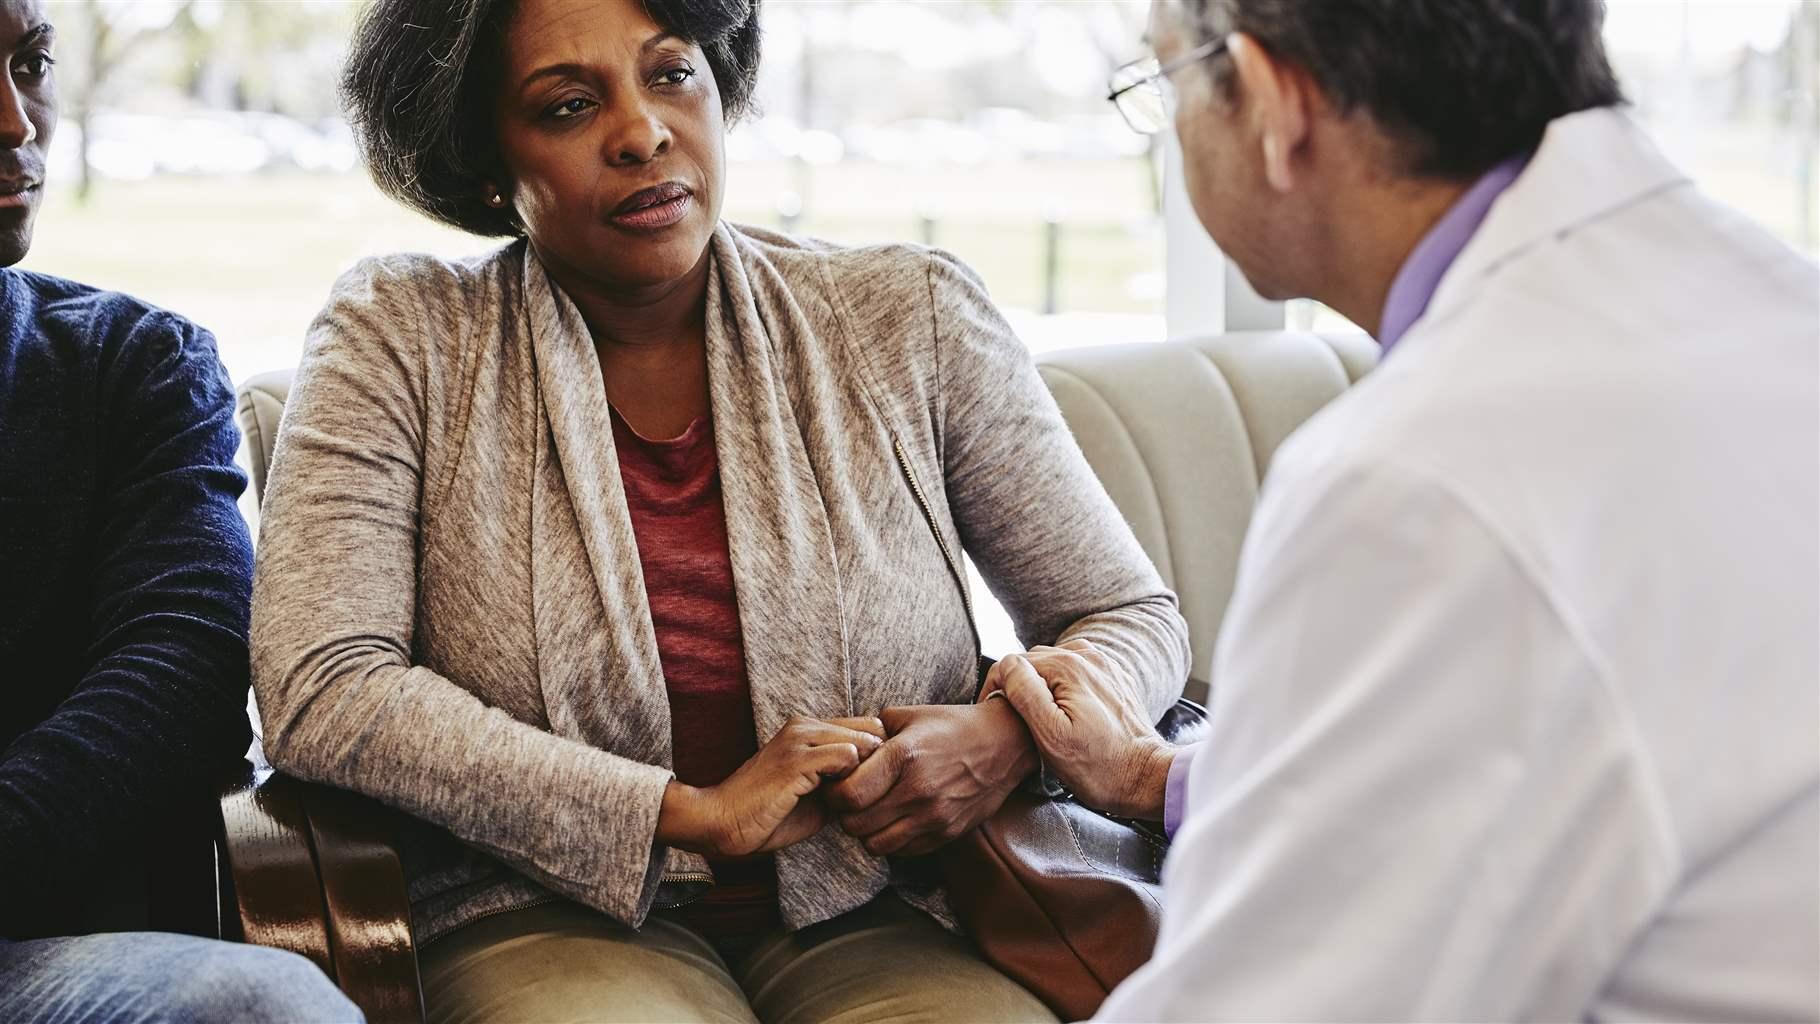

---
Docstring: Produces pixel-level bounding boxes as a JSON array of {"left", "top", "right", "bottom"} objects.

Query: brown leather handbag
[{"left": 943, "top": 699, "right": 1209, "bottom": 1022}]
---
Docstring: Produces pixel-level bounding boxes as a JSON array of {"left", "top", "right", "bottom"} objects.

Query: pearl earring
[{"left": 487, "top": 190, "right": 506, "bottom": 208}]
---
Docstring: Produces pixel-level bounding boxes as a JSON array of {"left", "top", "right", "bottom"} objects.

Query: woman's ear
[{"left": 1227, "top": 32, "right": 1311, "bottom": 195}]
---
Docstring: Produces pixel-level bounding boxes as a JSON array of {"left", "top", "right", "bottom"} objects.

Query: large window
[
  {"left": 724, "top": 2, "right": 1165, "bottom": 355},
  {"left": 24, "top": 0, "right": 1166, "bottom": 385},
  {"left": 1607, "top": 0, "right": 1815, "bottom": 256},
  {"left": 22, "top": 2, "right": 1814, "bottom": 378},
  {"left": 20, "top": 2, "right": 1813, "bottom": 654}
]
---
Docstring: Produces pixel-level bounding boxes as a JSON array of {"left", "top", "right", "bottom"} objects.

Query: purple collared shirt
[
  {"left": 1163, "top": 742, "right": 1200, "bottom": 837},
  {"left": 1160, "top": 155, "right": 1528, "bottom": 839},
  {"left": 1377, "top": 154, "right": 1528, "bottom": 352}
]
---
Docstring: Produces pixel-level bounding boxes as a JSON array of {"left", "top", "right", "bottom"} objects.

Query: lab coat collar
[{"left": 1422, "top": 107, "right": 1692, "bottom": 331}]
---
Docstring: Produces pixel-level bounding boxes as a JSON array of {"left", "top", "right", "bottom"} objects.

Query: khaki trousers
[{"left": 419, "top": 895, "right": 1057, "bottom": 1024}]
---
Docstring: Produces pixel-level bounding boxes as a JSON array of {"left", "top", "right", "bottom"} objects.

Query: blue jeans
[{"left": 0, "top": 932, "right": 362, "bottom": 1024}]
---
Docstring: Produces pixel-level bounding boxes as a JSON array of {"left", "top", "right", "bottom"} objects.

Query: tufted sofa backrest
[{"left": 1037, "top": 332, "right": 1377, "bottom": 699}]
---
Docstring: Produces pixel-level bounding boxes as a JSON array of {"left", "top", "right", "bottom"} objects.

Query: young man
[
  {"left": 0, "top": 2, "right": 360, "bottom": 1019},
  {"left": 995, "top": 0, "right": 1818, "bottom": 1019}
]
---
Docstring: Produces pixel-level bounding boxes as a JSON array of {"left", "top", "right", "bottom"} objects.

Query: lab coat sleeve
[{"left": 1096, "top": 446, "right": 1680, "bottom": 1023}]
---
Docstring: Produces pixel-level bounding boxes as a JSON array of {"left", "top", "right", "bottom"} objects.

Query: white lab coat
[{"left": 1098, "top": 108, "right": 1820, "bottom": 1022}]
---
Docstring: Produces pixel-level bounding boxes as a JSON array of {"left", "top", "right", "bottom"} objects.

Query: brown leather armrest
[{"left": 219, "top": 769, "right": 426, "bottom": 1024}]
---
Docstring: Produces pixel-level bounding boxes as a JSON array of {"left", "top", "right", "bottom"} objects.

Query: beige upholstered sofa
[{"left": 223, "top": 329, "right": 1376, "bottom": 1021}]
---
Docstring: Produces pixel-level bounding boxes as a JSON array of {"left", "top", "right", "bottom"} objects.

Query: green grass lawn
[{"left": 19, "top": 160, "right": 1166, "bottom": 383}]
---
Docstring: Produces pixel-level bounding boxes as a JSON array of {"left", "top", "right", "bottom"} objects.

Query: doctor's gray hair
[
  {"left": 341, "top": 0, "right": 763, "bottom": 238},
  {"left": 1177, "top": 0, "right": 1624, "bottom": 179}
]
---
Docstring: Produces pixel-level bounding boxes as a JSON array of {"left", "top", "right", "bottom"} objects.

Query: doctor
[{"left": 991, "top": 0, "right": 1820, "bottom": 1020}]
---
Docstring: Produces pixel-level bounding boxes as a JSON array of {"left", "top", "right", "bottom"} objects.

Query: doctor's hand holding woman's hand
[
  {"left": 656, "top": 715, "right": 887, "bottom": 858},
  {"left": 987, "top": 640, "right": 1179, "bottom": 821}
]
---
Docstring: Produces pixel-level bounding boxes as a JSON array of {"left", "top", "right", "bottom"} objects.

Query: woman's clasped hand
[
  {"left": 653, "top": 698, "right": 1044, "bottom": 861},
  {"left": 655, "top": 715, "right": 887, "bottom": 858}
]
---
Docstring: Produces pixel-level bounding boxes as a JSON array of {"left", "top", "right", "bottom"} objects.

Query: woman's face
[{"left": 492, "top": 0, "right": 725, "bottom": 293}]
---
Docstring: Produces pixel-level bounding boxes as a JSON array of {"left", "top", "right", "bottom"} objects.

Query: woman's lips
[{"left": 608, "top": 187, "right": 693, "bottom": 231}]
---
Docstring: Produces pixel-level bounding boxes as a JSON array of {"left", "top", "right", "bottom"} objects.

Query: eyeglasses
[{"left": 1106, "top": 38, "right": 1227, "bottom": 135}]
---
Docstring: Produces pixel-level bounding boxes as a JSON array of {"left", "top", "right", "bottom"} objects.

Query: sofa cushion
[{"left": 1038, "top": 331, "right": 1376, "bottom": 698}]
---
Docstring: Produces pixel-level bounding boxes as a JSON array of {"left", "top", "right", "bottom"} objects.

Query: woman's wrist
[{"left": 655, "top": 779, "right": 717, "bottom": 854}]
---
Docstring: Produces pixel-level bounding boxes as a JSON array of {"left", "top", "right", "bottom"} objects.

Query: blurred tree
[
  {"left": 60, "top": 0, "right": 190, "bottom": 202},
  {"left": 51, "top": 0, "right": 353, "bottom": 201},
  {"left": 174, "top": 1, "right": 353, "bottom": 119}
]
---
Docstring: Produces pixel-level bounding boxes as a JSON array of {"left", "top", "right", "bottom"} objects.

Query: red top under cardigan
[{"left": 610, "top": 407, "right": 778, "bottom": 941}]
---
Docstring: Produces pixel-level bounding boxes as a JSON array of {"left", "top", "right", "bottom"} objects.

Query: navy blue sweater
[{"left": 0, "top": 268, "right": 253, "bottom": 936}]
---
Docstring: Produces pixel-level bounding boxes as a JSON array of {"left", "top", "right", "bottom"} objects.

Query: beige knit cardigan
[{"left": 250, "top": 223, "right": 1189, "bottom": 944}]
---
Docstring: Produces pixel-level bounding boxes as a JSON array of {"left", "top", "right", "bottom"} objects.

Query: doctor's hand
[
  {"left": 992, "top": 641, "right": 1176, "bottom": 821},
  {"left": 657, "top": 715, "right": 886, "bottom": 859},
  {"left": 825, "top": 700, "right": 1040, "bottom": 857}
]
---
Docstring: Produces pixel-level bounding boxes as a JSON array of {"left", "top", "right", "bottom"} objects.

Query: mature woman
[{"left": 251, "top": 0, "right": 1189, "bottom": 1019}]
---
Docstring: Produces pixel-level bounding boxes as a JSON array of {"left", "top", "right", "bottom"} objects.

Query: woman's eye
[
  {"left": 656, "top": 66, "right": 695, "bottom": 87},
  {"left": 548, "top": 97, "right": 594, "bottom": 119}
]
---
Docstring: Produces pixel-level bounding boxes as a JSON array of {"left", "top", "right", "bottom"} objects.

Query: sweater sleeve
[
  {"left": 0, "top": 310, "right": 254, "bottom": 926},
  {"left": 928, "top": 251, "right": 1190, "bottom": 719},
  {"left": 251, "top": 260, "right": 673, "bottom": 926}
]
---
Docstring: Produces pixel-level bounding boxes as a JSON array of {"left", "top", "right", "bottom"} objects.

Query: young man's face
[{"left": 0, "top": 0, "right": 53, "bottom": 269}]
